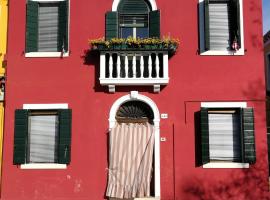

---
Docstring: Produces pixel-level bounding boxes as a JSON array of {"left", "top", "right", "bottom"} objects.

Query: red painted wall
[{"left": 2, "top": 0, "right": 268, "bottom": 199}]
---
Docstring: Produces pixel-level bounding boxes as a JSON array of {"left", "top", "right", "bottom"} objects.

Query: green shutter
[
  {"left": 149, "top": 10, "right": 160, "bottom": 38},
  {"left": 204, "top": 0, "right": 210, "bottom": 51},
  {"left": 229, "top": 0, "right": 241, "bottom": 48},
  {"left": 242, "top": 108, "right": 256, "bottom": 164},
  {"left": 201, "top": 108, "right": 210, "bottom": 164},
  {"left": 235, "top": 0, "right": 241, "bottom": 47},
  {"left": 58, "top": 1, "right": 69, "bottom": 52},
  {"left": 268, "top": 134, "right": 270, "bottom": 175},
  {"left": 13, "top": 110, "right": 28, "bottom": 165},
  {"left": 106, "top": 11, "right": 118, "bottom": 40},
  {"left": 58, "top": 109, "right": 72, "bottom": 164},
  {"left": 26, "top": 1, "right": 39, "bottom": 53}
]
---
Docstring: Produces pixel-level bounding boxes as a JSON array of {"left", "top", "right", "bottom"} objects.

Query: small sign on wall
[{"left": 161, "top": 113, "right": 168, "bottom": 119}]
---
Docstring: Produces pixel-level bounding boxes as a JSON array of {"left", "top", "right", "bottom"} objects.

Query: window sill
[
  {"left": 203, "top": 162, "right": 249, "bottom": 168},
  {"left": 25, "top": 52, "right": 69, "bottom": 58},
  {"left": 200, "top": 49, "right": 245, "bottom": 56},
  {"left": 20, "top": 163, "right": 67, "bottom": 169}
]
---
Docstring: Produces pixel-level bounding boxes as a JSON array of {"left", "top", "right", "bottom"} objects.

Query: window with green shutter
[
  {"left": 13, "top": 109, "right": 72, "bottom": 165},
  {"left": 25, "top": 0, "right": 69, "bottom": 53},
  {"left": 200, "top": 107, "right": 256, "bottom": 165},
  {"left": 105, "top": 0, "right": 160, "bottom": 40},
  {"left": 199, "top": 0, "right": 243, "bottom": 54}
]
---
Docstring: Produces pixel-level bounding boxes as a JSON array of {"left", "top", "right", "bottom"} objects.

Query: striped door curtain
[{"left": 106, "top": 122, "right": 154, "bottom": 199}]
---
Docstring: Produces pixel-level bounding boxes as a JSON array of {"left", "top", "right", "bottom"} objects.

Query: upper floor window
[
  {"left": 25, "top": 0, "right": 69, "bottom": 57},
  {"left": 106, "top": 0, "right": 160, "bottom": 40},
  {"left": 199, "top": 0, "right": 244, "bottom": 55}
]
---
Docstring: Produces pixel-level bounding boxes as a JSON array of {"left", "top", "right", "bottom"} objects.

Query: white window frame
[
  {"left": 25, "top": 0, "right": 70, "bottom": 58},
  {"left": 20, "top": 103, "right": 68, "bottom": 169},
  {"left": 198, "top": 0, "right": 245, "bottom": 56},
  {"left": 201, "top": 102, "right": 249, "bottom": 168}
]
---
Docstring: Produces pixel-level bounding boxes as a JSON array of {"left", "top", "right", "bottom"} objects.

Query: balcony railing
[{"left": 99, "top": 50, "right": 169, "bottom": 92}]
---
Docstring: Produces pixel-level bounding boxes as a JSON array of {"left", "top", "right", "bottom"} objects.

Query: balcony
[
  {"left": 89, "top": 37, "right": 179, "bottom": 92},
  {"left": 99, "top": 50, "right": 169, "bottom": 93}
]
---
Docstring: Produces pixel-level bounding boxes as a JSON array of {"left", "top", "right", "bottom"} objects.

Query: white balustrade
[{"left": 99, "top": 51, "right": 169, "bottom": 93}]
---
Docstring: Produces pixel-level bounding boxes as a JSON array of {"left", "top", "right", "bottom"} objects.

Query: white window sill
[
  {"left": 25, "top": 52, "right": 69, "bottom": 58},
  {"left": 203, "top": 162, "right": 249, "bottom": 168},
  {"left": 200, "top": 49, "right": 245, "bottom": 56},
  {"left": 20, "top": 164, "right": 67, "bottom": 169}
]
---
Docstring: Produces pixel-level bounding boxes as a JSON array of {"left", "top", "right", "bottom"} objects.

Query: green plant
[{"left": 89, "top": 36, "right": 180, "bottom": 52}]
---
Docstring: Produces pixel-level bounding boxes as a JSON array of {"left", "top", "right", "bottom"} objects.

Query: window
[
  {"left": 25, "top": 0, "right": 69, "bottom": 57},
  {"left": 105, "top": 0, "right": 160, "bottom": 40},
  {"left": 199, "top": 0, "right": 244, "bottom": 55},
  {"left": 119, "top": 14, "right": 149, "bottom": 38},
  {"left": 200, "top": 104, "right": 256, "bottom": 167},
  {"left": 13, "top": 108, "right": 72, "bottom": 166}
]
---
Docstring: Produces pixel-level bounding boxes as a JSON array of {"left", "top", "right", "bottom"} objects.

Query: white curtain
[
  {"left": 29, "top": 115, "right": 58, "bottom": 163},
  {"left": 209, "top": 2, "right": 230, "bottom": 50},
  {"left": 106, "top": 122, "right": 154, "bottom": 199},
  {"left": 38, "top": 4, "right": 59, "bottom": 52},
  {"left": 209, "top": 113, "right": 241, "bottom": 161}
]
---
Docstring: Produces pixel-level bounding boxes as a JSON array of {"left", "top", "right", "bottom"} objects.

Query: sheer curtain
[{"left": 106, "top": 122, "right": 154, "bottom": 199}]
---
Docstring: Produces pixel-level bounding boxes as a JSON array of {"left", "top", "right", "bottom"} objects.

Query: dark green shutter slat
[
  {"left": 106, "top": 11, "right": 118, "bottom": 40},
  {"left": 58, "top": 1, "right": 68, "bottom": 52},
  {"left": 26, "top": 1, "right": 39, "bottom": 52},
  {"left": 13, "top": 110, "right": 28, "bottom": 165},
  {"left": 229, "top": 0, "right": 241, "bottom": 48},
  {"left": 267, "top": 134, "right": 270, "bottom": 175},
  {"left": 204, "top": 0, "right": 210, "bottom": 50},
  {"left": 149, "top": 10, "right": 160, "bottom": 38},
  {"left": 242, "top": 108, "right": 256, "bottom": 164},
  {"left": 201, "top": 108, "right": 210, "bottom": 164},
  {"left": 58, "top": 109, "right": 72, "bottom": 164}
]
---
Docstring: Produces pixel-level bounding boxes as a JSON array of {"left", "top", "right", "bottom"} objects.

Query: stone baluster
[
  {"left": 140, "top": 55, "right": 144, "bottom": 78},
  {"left": 148, "top": 54, "right": 152, "bottom": 78},
  {"left": 155, "top": 53, "right": 160, "bottom": 78},
  {"left": 132, "top": 54, "right": 136, "bottom": 78},
  {"left": 109, "top": 54, "right": 113, "bottom": 78},
  {"left": 125, "top": 55, "right": 128, "bottom": 78},
  {"left": 116, "top": 54, "right": 120, "bottom": 78}
]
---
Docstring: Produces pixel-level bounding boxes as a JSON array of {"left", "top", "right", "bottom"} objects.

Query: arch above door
[{"left": 112, "top": 0, "right": 158, "bottom": 11}]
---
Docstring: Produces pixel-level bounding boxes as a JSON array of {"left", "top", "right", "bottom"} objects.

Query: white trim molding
[
  {"left": 109, "top": 91, "right": 160, "bottom": 198},
  {"left": 198, "top": 0, "right": 245, "bottom": 56},
  {"left": 112, "top": 0, "right": 157, "bottom": 11},
  {"left": 21, "top": 164, "right": 67, "bottom": 169},
  {"left": 23, "top": 103, "right": 68, "bottom": 109},
  {"left": 30, "top": 0, "right": 65, "bottom": 2},
  {"left": 25, "top": 52, "right": 69, "bottom": 58},
  {"left": 201, "top": 102, "right": 247, "bottom": 108},
  {"left": 203, "top": 163, "right": 249, "bottom": 169}
]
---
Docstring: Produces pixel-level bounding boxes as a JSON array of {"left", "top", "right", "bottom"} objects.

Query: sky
[{"left": 263, "top": 0, "right": 270, "bottom": 34}]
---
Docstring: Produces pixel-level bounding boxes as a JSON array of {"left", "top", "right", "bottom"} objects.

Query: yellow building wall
[{"left": 0, "top": 0, "right": 7, "bottom": 188}]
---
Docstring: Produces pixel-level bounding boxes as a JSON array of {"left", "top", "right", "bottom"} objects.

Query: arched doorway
[{"left": 107, "top": 91, "right": 160, "bottom": 199}]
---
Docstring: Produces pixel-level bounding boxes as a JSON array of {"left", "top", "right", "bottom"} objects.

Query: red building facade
[{"left": 2, "top": 0, "right": 268, "bottom": 199}]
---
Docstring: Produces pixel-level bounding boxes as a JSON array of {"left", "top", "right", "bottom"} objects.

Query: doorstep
[{"left": 110, "top": 198, "right": 160, "bottom": 200}]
